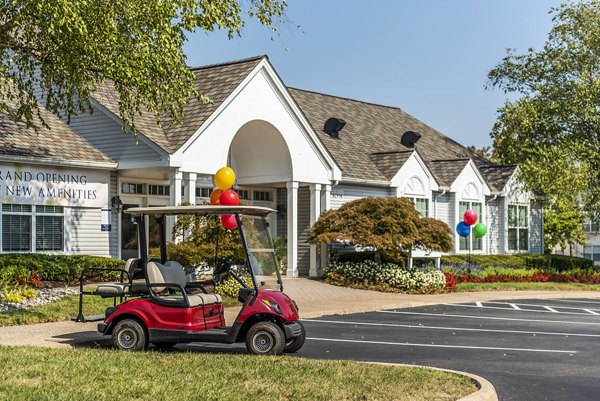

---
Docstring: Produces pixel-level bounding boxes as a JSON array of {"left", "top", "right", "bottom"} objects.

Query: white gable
[
  {"left": 171, "top": 60, "right": 341, "bottom": 184},
  {"left": 391, "top": 152, "right": 439, "bottom": 196},
  {"left": 451, "top": 160, "right": 491, "bottom": 200},
  {"left": 504, "top": 169, "right": 531, "bottom": 204}
]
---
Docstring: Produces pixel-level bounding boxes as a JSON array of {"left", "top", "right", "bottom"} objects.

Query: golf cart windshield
[{"left": 240, "top": 215, "right": 282, "bottom": 290}]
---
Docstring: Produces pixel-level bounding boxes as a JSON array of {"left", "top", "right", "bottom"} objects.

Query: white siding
[
  {"left": 486, "top": 197, "right": 504, "bottom": 254},
  {"left": 297, "top": 186, "right": 311, "bottom": 276},
  {"left": 109, "top": 170, "right": 119, "bottom": 258},
  {"left": 66, "top": 105, "right": 164, "bottom": 164},
  {"left": 330, "top": 184, "right": 391, "bottom": 210},
  {"left": 529, "top": 200, "right": 544, "bottom": 254},
  {"left": 434, "top": 192, "right": 454, "bottom": 227},
  {"left": 69, "top": 207, "right": 110, "bottom": 256}
]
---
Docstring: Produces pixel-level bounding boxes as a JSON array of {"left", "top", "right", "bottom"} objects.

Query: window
[
  {"left": 1, "top": 204, "right": 64, "bottom": 252},
  {"left": 122, "top": 183, "right": 144, "bottom": 194},
  {"left": 459, "top": 201, "right": 482, "bottom": 251},
  {"left": 583, "top": 246, "right": 600, "bottom": 263},
  {"left": 253, "top": 191, "right": 272, "bottom": 202},
  {"left": 196, "top": 187, "right": 211, "bottom": 198},
  {"left": 583, "top": 219, "right": 598, "bottom": 233},
  {"left": 148, "top": 185, "right": 170, "bottom": 196},
  {"left": 238, "top": 190, "right": 250, "bottom": 200},
  {"left": 508, "top": 204, "right": 528, "bottom": 251},
  {"left": 36, "top": 206, "right": 64, "bottom": 251},
  {"left": 406, "top": 197, "right": 429, "bottom": 218}
]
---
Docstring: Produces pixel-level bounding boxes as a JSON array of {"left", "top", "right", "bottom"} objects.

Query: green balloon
[{"left": 473, "top": 223, "right": 487, "bottom": 238}]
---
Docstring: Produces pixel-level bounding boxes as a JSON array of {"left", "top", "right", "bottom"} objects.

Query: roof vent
[
  {"left": 323, "top": 117, "right": 346, "bottom": 139},
  {"left": 401, "top": 131, "right": 421, "bottom": 148}
]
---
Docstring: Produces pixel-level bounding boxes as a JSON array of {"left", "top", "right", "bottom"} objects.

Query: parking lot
[{"left": 298, "top": 298, "right": 600, "bottom": 401}]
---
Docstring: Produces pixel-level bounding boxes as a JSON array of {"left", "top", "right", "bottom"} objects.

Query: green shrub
[
  {"left": 440, "top": 254, "right": 596, "bottom": 273},
  {"left": 0, "top": 254, "right": 125, "bottom": 285},
  {"left": 2, "top": 289, "right": 24, "bottom": 303},
  {"left": 335, "top": 251, "right": 405, "bottom": 266},
  {"left": 215, "top": 266, "right": 253, "bottom": 298}
]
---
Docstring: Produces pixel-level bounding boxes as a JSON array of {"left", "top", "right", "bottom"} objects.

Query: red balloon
[
  {"left": 221, "top": 214, "right": 238, "bottom": 230},
  {"left": 219, "top": 189, "right": 240, "bottom": 206},
  {"left": 210, "top": 188, "right": 223, "bottom": 205},
  {"left": 463, "top": 210, "right": 478, "bottom": 226}
]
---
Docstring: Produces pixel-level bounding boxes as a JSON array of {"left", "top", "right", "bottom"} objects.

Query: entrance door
[{"left": 121, "top": 204, "right": 140, "bottom": 260}]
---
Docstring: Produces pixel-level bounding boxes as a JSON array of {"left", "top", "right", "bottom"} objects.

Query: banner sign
[{"left": 0, "top": 163, "right": 109, "bottom": 208}]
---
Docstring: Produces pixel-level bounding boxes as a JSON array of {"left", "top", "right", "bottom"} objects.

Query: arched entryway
[{"left": 228, "top": 120, "right": 319, "bottom": 277}]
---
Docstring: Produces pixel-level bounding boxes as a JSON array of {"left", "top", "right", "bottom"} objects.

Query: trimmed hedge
[
  {"left": 441, "top": 254, "right": 595, "bottom": 273},
  {"left": 0, "top": 254, "right": 125, "bottom": 285}
]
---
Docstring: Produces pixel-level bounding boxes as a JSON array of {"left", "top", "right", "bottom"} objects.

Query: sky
[{"left": 183, "top": 0, "right": 566, "bottom": 148}]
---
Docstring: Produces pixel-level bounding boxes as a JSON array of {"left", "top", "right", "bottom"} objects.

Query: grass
[
  {"left": 0, "top": 293, "right": 240, "bottom": 327},
  {"left": 454, "top": 282, "right": 600, "bottom": 292},
  {"left": 0, "top": 346, "right": 476, "bottom": 401}
]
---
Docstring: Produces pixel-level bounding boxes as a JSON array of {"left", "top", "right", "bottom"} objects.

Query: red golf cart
[{"left": 76, "top": 205, "right": 305, "bottom": 355}]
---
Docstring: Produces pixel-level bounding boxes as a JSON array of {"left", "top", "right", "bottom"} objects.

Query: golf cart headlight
[{"left": 262, "top": 299, "right": 283, "bottom": 314}]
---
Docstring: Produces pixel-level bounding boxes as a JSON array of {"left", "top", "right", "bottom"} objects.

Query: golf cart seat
[
  {"left": 147, "top": 261, "right": 222, "bottom": 306},
  {"left": 95, "top": 258, "right": 146, "bottom": 297}
]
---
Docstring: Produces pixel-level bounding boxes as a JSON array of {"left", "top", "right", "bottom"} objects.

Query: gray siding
[
  {"left": 486, "top": 197, "right": 504, "bottom": 254},
  {"left": 330, "top": 184, "right": 391, "bottom": 210},
  {"left": 529, "top": 200, "right": 544, "bottom": 254},
  {"left": 297, "top": 186, "right": 311, "bottom": 276},
  {"left": 69, "top": 207, "right": 110, "bottom": 256},
  {"left": 66, "top": 105, "right": 164, "bottom": 164}
]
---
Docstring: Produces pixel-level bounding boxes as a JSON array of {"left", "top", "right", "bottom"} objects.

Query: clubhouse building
[{"left": 0, "top": 56, "right": 544, "bottom": 276}]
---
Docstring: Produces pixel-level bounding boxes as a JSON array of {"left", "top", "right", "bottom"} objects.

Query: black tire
[
  {"left": 112, "top": 319, "right": 148, "bottom": 351},
  {"left": 284, "top": 322, "right": 306, "bottom": 353},
  {"left": 246, "top": 321, "right": 285, "bottom": 355}
]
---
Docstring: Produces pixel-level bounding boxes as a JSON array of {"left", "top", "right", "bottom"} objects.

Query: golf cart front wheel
[
  {"left": 246, "top": 321, "right": 285, "bottom": 355},
  {"left": 112, "top": 319, "right": 148, "bottom": 351},
  {"left": 284, "top": 321, "right": 306, "bottom": 353}
]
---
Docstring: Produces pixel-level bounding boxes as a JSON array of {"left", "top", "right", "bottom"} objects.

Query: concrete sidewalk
[{"left": 0, "top": 278, "right": 598, "bottom": 348}]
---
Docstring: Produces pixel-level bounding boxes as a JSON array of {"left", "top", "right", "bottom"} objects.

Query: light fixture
[{"left": 111, "top": 196, "right": 123, "bottom": 213}]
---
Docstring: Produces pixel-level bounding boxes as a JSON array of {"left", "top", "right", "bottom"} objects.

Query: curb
[{"left": 371, "top": 362, "right": 497, "bottom": 401}]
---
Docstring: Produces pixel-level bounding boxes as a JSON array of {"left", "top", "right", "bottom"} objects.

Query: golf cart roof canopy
[{"left": 125, "top": 205, "right": 276, "bottom": 217}]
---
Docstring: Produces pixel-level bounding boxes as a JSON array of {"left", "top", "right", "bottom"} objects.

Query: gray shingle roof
[
  {"left": 288, "top": 88, "right": 473, "bottom": 181},
  {"left": 92, "top": 56, "right": 265, "bottom": 153},
  {"left": 479, "top": 164, "right": 517, "bottom": 192},
  {"left": 427, "top": 159, "right": 470, "bottom": 187},
  {"left": 0, "top": 103, "right": 113, "bottom": 165}
]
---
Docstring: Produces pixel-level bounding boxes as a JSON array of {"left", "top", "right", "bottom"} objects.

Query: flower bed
[{"left": 326, "top": 261, "right": 445, "bottom": 293}]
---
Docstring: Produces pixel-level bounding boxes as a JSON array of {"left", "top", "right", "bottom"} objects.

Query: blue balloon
[{"left": 456, "top": 221, "right": 471, "bottom": 237}]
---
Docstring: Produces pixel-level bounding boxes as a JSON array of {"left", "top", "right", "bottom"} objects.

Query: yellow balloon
[{"left": 214, "top": 167, "right": 236, "bottom": 190}]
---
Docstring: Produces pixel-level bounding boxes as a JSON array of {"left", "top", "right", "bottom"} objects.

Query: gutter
[
  {"left": 433, "top": 187, "right": 449, "bottom": 219},
  {"left": 341, "top": 177, "right": 391, "bottom": 187},
  {"left": 0, "top": 155, "right": 118, "bottom": 170}
]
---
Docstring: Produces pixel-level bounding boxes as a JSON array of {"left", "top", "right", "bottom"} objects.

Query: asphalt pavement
[{"left": 298, "top": 298, "right": 600, "bottom": 401}]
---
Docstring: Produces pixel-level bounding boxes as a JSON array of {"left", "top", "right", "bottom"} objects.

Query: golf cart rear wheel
[
  {"left": 284, "top": 321, "right": 306, "bottom": 353},
  {"left": 112, "top": 319, "right": 148, "bottom": 351},
  {"left": 246, "top": 321, "right": 285, "bottom": 355}
]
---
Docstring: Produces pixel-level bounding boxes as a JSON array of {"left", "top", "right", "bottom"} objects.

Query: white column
[
  {"left": 320, "top": 184, "right": 331, "bottom": 271},
  {"left": 184, "top": 172, "right": 197, "bottom": 205},
  {"left": 168, "top": 169, "right": 183, "bottom": 242},
  {"left": 286, "top": 181, "right": 299, "bottom": 278},
  {"left": 309, "top": 183, "right": 321, "bottom": 277}
]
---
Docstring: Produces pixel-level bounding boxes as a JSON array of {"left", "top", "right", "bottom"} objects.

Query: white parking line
[
  {"left": 304, "top": 318, "right": 600, "bottom": 338},
  {"left": 547, "top": 299, "right": 600, "bottom": 305},
  {"left": 306, "top": 337, "right": 577, "bottom": 354},
  {"left": 583, "top": 309, "right": 599, "bottom": 315},
  {"left": 377, "top": 310, "right": 600, "bottom": 325},
  {"left": 485, "top": 301, "right": 600, "bottom": 312},
  {"left": 441, "top": 303, "right": 595, "bottom": 316},
  {"left": 544, "top": 306, "right": 559, "bottom": 313}
]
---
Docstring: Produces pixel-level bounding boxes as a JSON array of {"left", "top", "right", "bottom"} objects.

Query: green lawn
[
  {"left": 0, "top": 346, "right": 475, "bottom": 401},
  {"left": 0, "top": 293, "right": 239, "bottom": 327},
  {"left": 454, "top": 282, "right": 600, "bottom": 292}
]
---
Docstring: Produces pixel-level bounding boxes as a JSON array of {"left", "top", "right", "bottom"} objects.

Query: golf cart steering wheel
[{"left": 214, "top": 255, "right": 234, "bottom": 275}]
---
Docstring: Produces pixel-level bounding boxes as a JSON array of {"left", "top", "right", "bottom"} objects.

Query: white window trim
[
  {"left": 507, "top": 203, "right": 530, "bottom": 253},
  {"left": 456, "top": 199, "right": 485, "bottom": 254},
  {"left": 1, "top": 204, "right": 66, "bottom": 253}
]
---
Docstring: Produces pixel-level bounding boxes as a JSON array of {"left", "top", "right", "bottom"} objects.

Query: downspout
[
  {"left": 433, "top": 188, "right": 448, "bottom": 219},
  {"left": 487, "top": 193, "right": 499, "bottom": 254}
]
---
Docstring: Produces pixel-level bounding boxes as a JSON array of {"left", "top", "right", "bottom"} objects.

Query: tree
[
  {"left": 487, "top": 0, "right": 600, "bottom": 250},
  {"left": 0, "top": 0, "right": 286, "bottom": 130},
  {"left": 308, "top": 197, "right": 453, "bottom": 262}
]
